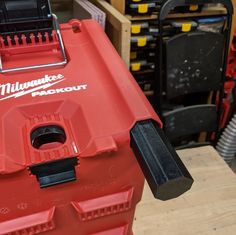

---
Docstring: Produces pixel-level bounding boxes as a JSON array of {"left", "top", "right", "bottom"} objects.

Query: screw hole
[{"left": 72, "top": 25, "right": 80, "bottom": 33}]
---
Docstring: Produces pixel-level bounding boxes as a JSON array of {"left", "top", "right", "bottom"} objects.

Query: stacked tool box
[
  {"left": 128, "top": 1, "right": 161, "bottom": 97},
  {"left": 126, "top": 0, "right": 158, "bottom": 16},
  {"left": 130, "top": 21, "right": 157, "bottom": 94},
  {"left": 126, "top": 0, "right": 201, "bottom": 16}
]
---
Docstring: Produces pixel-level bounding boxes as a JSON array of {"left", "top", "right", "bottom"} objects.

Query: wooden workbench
[{"left": 134, "top": 146, "right": 236, "bottom": 235}]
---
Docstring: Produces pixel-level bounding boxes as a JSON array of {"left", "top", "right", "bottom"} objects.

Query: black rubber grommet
[{"left": 31, "top": 125, "right": 66, "bottom": 149}]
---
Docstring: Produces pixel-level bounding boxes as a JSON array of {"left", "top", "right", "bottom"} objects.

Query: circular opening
[
  {"left": 31, "top": 125, "right": 66, "bottom": 150},
  {"left": 72, "top": 25, "right": 80, "bottom": 33}
]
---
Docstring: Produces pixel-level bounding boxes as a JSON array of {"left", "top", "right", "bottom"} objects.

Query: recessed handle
[{"left": 130, "top": 120, "right": 193, "bottom": 201}]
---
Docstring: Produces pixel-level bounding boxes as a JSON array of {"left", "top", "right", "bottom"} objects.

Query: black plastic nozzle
[{"left": 130, "top": 120, "right": 193, "bottom": 201}]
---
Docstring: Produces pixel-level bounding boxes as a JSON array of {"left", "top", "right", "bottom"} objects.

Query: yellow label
[
  {"left": 131, "top": 63, "right": 141, "bottom": 72},
  {"left": 138, "top": 4, "right": 148, "bottom": 13},
  {"left": 133, "top": 0, "right": 142, "bottom": 2},
  {"left": 132, "top": 25, "right": 141, "bottom": 34},
  {"left": 189, "top": 4, "right": 198, "bottom": 11},
  {"left": 182, "top": 23, "right": 192, "bottom": 32},
  {"left": 137, "top": 37, "right": 147, "bottom": 47},
  {"left": 130, "top": 52, "right": 137, "bottom": 60}
]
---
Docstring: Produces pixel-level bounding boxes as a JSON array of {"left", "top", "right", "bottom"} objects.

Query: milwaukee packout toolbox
[{"left": 0, "top": 1, "right": 193, "bottom": 234}]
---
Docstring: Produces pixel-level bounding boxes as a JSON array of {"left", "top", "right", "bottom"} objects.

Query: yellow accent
[
  {"left": 189, "top": 4, "right": 199, "bottom": 11},
  {"left": 131, "top": 63, "right": 141, "bottom": 72},
  {"left": 182, "top": 23, "right": 192, "bottom": 32},
  {"left": 138, "top": 4, "right": 148, "bottom": 14},
  {"left": 130, "top": 52, "right": 137, "bottom": 60},
  {"left": 137, "top": 37, "right": 147, "bottom": 47},
  {"left": 132, "top": 0, "right": 142, "bottom": 2},
  {"left": 132, "top": 24, "right": 141, "bottom": 34}
]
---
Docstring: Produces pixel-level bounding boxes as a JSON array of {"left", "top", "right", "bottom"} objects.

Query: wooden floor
[{"left": 133, "top": 146, "right": 236, "bottom": 235}]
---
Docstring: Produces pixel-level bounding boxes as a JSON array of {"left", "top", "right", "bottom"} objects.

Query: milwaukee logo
[
  {"left": 0, "top": 74, "right": 65, "bottom": 101},
  {"left": 32, "top": 85, "right": 88, "bottom": 97}
]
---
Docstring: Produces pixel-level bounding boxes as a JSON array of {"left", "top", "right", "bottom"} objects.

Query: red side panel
[
  {"left": 0, "top": 207, "right": 55, "bottom": 235},
  {"left": 90, "top": 225, "right": 129, "bottom": 235}
]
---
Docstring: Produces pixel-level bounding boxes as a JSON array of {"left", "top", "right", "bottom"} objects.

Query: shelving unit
[
  {"left": 51, "top": 0, "right": 235, "bottom": 69},
  {"left": 91, "top": 0, "right": 131, "bottom": 67},
  {"left": 102, "top": 0, "right": 235, "bottom": 146},
  {"left": 106, "top": 0, "right": 233, "bottom": 65}
]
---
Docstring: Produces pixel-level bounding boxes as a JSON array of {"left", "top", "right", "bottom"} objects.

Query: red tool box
[{"left": 0, "top": 1, "right": 193, "bottom": 234}]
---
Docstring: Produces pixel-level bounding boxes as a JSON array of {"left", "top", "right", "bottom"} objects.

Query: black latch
[
  {"left": 30, "top": 157, "right": 78, "bottom": 188},
  {"left": 0, "top": 0, "right": 53, "bottom": 45}
]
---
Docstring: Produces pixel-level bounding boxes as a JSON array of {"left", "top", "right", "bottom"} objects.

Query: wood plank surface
[
  {"left": 134, "top": 146, "right": 236, "bottom": 235},
  {"left": 106, "top": 0, "right": 125, "bottom": 14},
  {"left": 91, "top": 0, "right": 131, "bottom": 67}
]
